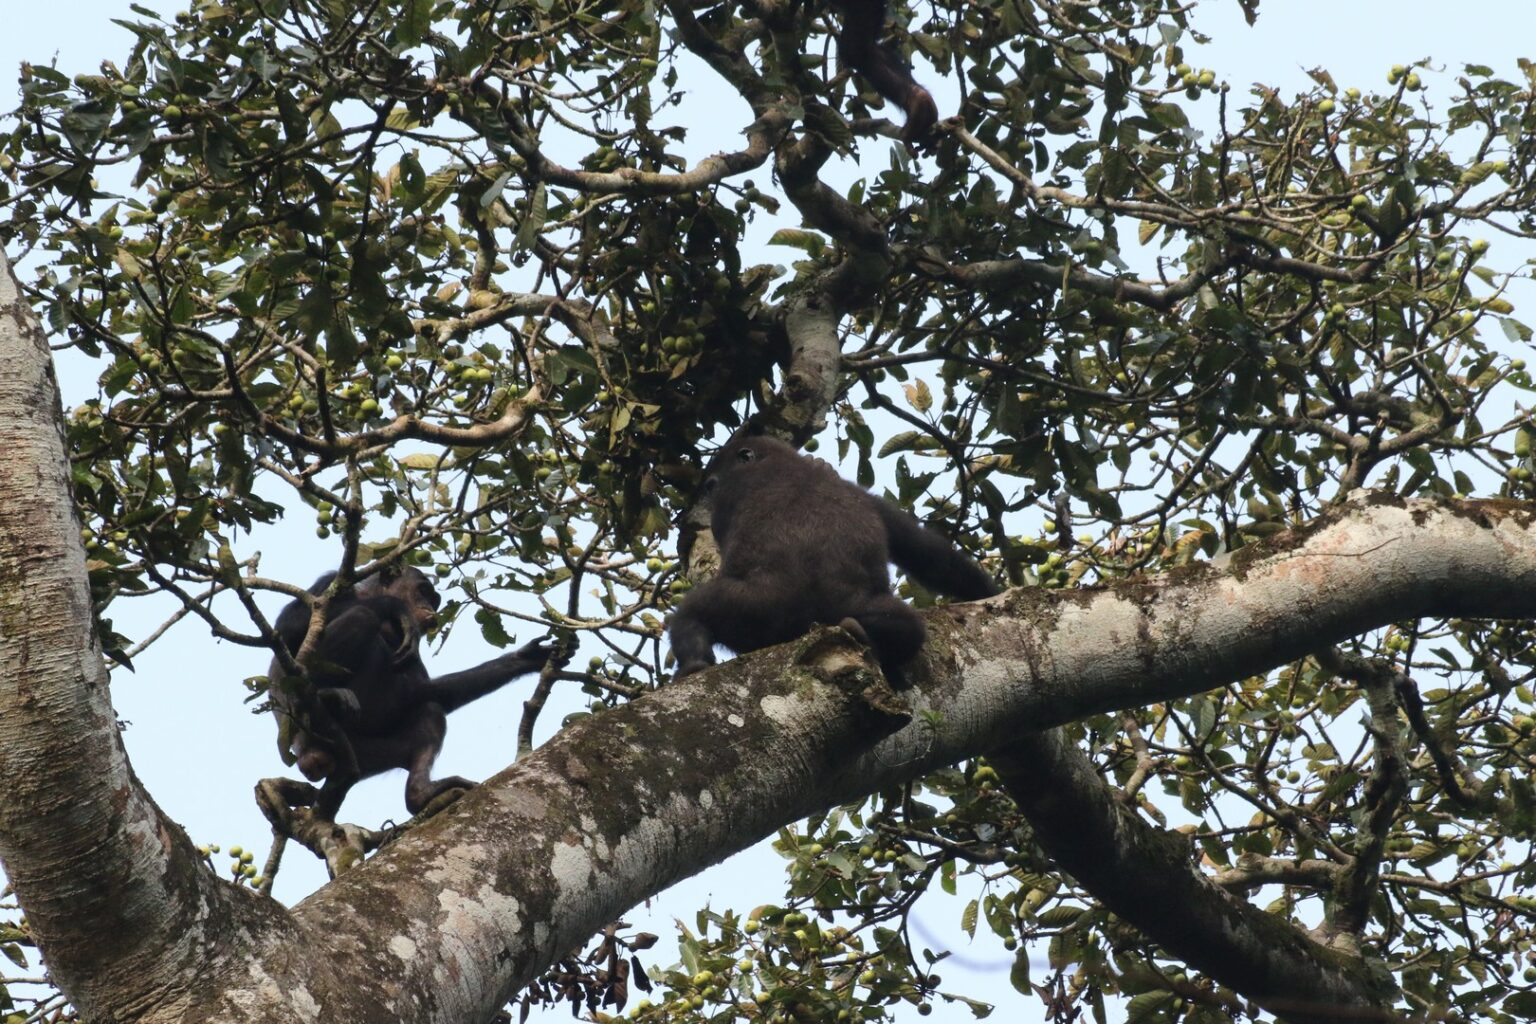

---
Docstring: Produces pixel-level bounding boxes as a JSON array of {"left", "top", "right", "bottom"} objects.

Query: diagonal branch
[{"left": 989, "top": 728, "right": 1398, "bottom": 1024}]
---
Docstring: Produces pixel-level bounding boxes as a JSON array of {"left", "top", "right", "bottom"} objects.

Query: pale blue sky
[{"left": 3, "top": 4, "right": 1535, "bottom": 1022}]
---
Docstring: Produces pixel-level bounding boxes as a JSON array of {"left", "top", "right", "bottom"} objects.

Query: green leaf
[
  {"left": 1008, "top": 947, "right": 1031, "bottom": 994},
  {"left": 767, "top": 229, "right": 826, "bottom": 256},
  {"left": 609, "top": 403, "right": 632, "bottom": 446},
  {"left": 1126, "top": 991, "right": 1175, "bottom": 1023},
  {"left": 102, "top": 358, "right": 138, "bottom": 397},
  {"left": 275, "top": 89, "right": 306, "bottom": 143},
  {"left": 952, "top": 994, "right": 993, "bottom": 1018},
  {"left": 1503, "top": 991, "right": 1536, "bottom": 1017},
  {"left": 397, "top": 151, "right": 425, "bottom": 204},
  {"left": 878, "top": 431, "right": 924, "bottom": 458},
  {"left": 397, "top": 0, "right": 432, "bottom": 46},
  {"left": 325, "top": 310, "right": 358, "bottom": 368},
  {"left": 1194, "top": 696, "right": 1218, "bottom": 736},
  {"left": 514, "top": 182, "right": 546, "bottom": 253},
  {"left": 1035, "top": 905, "right": 1085, "bottom": 928},
  {"left": 480, "top": 169, "right": 513, "bottom": 212}
]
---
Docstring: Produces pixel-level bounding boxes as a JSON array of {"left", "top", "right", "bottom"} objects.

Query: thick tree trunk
[
  {"left": 4, "top": 247, "right": 1536, "bottom": 1020},
  {"left": 0, "top": 250, "right": 300, "bottom": 1020}
]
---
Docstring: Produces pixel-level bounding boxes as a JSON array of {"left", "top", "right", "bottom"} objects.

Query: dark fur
[
  {"left": 269, "top": 566, "right": 561, "bottom": 818},
  {"left": 669, "top": 436, "right": 997, "bottom": 685},
  {"left": 834, "top": 0, "right": 939, "bottom": 142}
]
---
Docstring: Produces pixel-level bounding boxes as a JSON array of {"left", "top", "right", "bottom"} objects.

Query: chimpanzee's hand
[{"left": 505, "top": 635, "right": 572, "bottom": 672}]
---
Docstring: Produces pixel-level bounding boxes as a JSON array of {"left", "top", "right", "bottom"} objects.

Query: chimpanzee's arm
[
  {"left": 834, "top": 0, "right": 939, "bottom": 141},
  {"left": 428, "top": 636, "right": 568, "bottom": 714}
]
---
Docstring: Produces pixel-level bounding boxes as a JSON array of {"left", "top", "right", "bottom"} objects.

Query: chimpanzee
[
  {"left": 268, "top": 565, "right": 562, "bottom": 819},
  {"left": 834, "top": 0, "right": 939, "bottom": 142},
  {"left": 669, "top": 435, "right": 997, "bottom": 686}
]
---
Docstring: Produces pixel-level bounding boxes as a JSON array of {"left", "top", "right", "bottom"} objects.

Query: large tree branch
[
  {"left": 0, "top": 249, "right": 298, "bottom": 1019},
  {"left": 463, "top": 71, "right": 790, "bottom": 196},
  {"left": 991, "top": 729, "right": 1397, "bottom": 1024},
  {"left": 947, "top": 246, "right": 1384, "bottom": 312},
  {"left": 759, "top": 285, "right": 844, "bottom": 440}
]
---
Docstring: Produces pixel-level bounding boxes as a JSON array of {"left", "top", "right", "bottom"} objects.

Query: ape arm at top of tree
[{"left": 832, "top": 0, "right": 939, "bottom": 142}]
